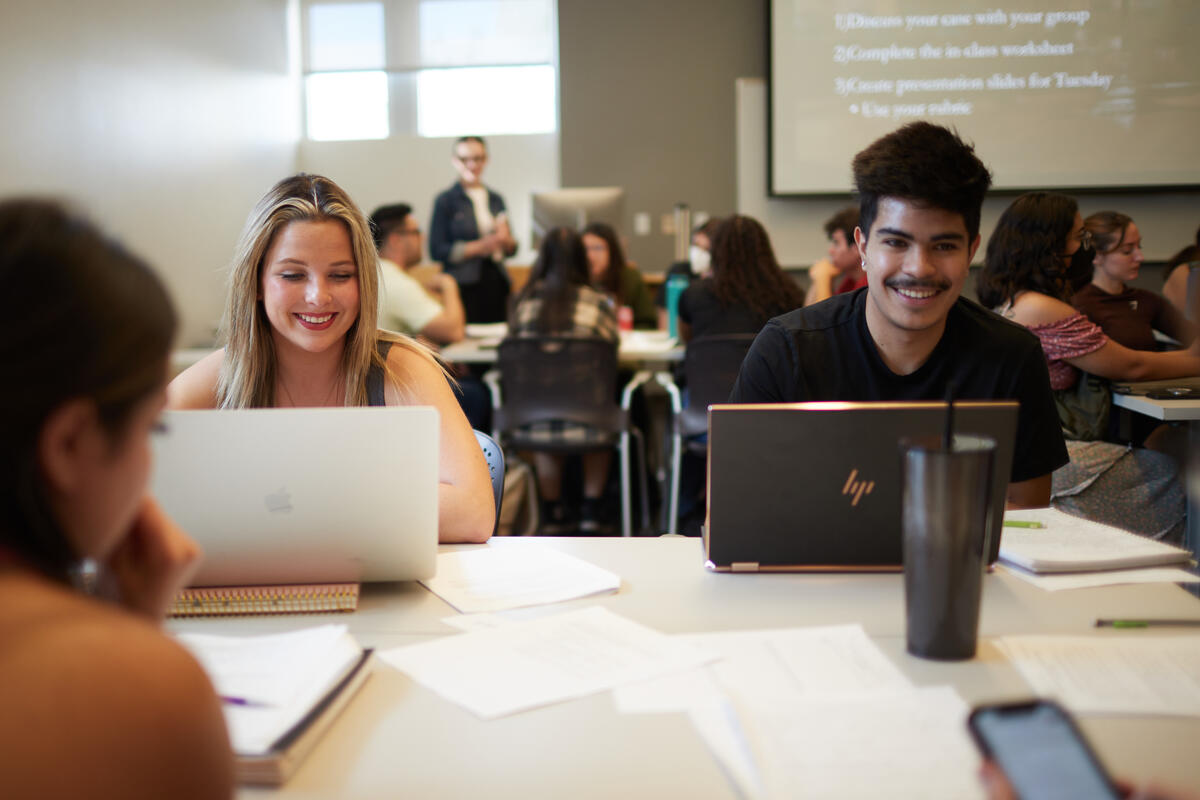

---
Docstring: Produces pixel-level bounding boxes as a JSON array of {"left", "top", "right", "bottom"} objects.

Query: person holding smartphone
[
  {"left": 0, "top": 199, "right": 233, "bottom": 798},
  {"left": 429, "top": 136, "right": 518, "bottom": 323},
  {"left": 972, "top": 700, "right": 1198, "bottom": 800}
]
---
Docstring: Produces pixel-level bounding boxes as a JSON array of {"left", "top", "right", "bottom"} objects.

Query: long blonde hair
[{"left": 217, "top": 173, "right": 438, "bottom": 407}]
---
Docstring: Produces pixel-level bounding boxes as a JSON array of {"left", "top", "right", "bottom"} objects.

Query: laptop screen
[
  {"left": 151, "top": 407, "right": 439, "bottom": 586},
  {"left": 704, "top": 401, "right": 1017, "bottom": 572}
]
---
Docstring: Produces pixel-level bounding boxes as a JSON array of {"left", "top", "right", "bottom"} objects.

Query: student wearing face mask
[{"left": 655, "top": 218, "right": 722, "bottom": 328}]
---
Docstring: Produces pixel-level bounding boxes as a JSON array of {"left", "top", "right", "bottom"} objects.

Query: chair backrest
[
  {"left": 473, "top": 429, "right": 505, "bottom": 535},
  {"left": 493, "top": 336, "right": 625, "bottom": 433},
  {"left": 680, "top": 333, "right": 758, "bottom": 437}
]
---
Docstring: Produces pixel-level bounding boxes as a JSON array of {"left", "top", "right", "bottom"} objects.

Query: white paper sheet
[
  {"left": 997, "top": 635, "right": 1200, "bottom": 716},
  {"left": 613, "top": 624, "right": 910, "bottom": 714},
  {"left": 421, "top": 546, "right": 621, "bottom": 613},
  {"left": 689, "top": 699, "right": 764, "bottom": 800},
  {"left": 725, "top": 687, "right": 984, "bottom": 800},
  {"left": 178, "top": 624, "right": 349, "bottom": 707},
  {"left": 999, "top": 563, "right": 1200, "bottom": 591},
  {"left": 378, "top": 606, "right": 716, "bottom": 719},
  {"left": 440, "top": 612, "right": 514, "bottom": 632}
]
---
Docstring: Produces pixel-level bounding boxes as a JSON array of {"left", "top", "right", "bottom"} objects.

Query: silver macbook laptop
[
  {"left": 151, "top": 407, "right": 438, "bottom": 586},
  {"left": 704, "top": 401, "right": 1018, "bottom": 572}
]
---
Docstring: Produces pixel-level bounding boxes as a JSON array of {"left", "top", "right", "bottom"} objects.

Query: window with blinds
[{"left": 302, "top": 0, "right": 557, "bottom": 141}]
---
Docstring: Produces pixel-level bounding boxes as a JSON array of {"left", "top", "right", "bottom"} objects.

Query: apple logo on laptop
[{"left": 264, "top": 487, "right": 293, "bottom": 513}]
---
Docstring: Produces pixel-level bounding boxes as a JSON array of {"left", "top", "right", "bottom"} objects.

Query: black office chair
[
  {"left": 473, "top": 429, "right": 505, "bottom": 536},
  {"left": 486, "top": 336, "right": 649, "bottom": 537},
  {"left": 666, "top": 333, "right": 758, "bottom": 533}
]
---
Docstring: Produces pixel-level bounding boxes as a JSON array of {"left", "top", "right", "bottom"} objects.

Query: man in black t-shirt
[{"left": 730, "top": 122, "right": 1067, "bottom": 506}]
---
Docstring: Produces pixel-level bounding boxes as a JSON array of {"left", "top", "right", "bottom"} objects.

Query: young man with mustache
[{"left": 729, "top": 122, "right": 1067, "bottom": 506}]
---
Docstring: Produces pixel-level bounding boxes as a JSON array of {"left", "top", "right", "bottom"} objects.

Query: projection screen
[{"left": 769, "top": 1, "right": 1200, "bottom": 195}]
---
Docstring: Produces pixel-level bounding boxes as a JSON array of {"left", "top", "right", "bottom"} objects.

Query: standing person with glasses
[{"left": 429, "top": 136, "right": 518, "bottom": 323}]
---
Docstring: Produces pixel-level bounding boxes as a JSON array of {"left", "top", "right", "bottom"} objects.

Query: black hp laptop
[{"left": 704, "top": 401, "right": 1018, "bottom": 572}]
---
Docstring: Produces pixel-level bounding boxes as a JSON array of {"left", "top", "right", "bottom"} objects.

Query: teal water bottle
[{"left": 666, "top": 274, "right": 688, "bottom": 339}]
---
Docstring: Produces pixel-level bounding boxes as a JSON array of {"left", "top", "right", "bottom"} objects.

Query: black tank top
[{"left": 366, "top": 340, "right": 393, "bottom": 406}]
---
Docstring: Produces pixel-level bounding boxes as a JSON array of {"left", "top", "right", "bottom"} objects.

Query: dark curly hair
[
  {"left": 976, "top": 192, "right": 1078, "bottom": 309},
  {"left": 709, "top": 215, "right": 805, "bottom": 320},
  {"left": 853, "top": 122, "right": 991, "bottom": 243}
]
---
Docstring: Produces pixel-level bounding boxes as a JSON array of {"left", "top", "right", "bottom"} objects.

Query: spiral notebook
[{"left": 169, "top": 583, "right": 360, "bottom": 617}]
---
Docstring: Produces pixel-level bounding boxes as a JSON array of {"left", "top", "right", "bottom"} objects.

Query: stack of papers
[
  {"left": 421, "top": 546, "right": 620, "bottom": 613},
  {"left": 728, "top": 687, "right": 983, "bottom": 799},
  {"left": 615, "top": 625, "right": 982, "bottom": 799},
  {"left": 177, "top": 625, "right": 371, "bottom": 785},
  {"left": 1000, "top": 508, "right": 1193, "bottom": 574}
]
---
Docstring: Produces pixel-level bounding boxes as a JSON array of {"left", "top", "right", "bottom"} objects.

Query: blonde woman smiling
[{"left": 170, "top": 174, "right": 493, "bottom": 543}]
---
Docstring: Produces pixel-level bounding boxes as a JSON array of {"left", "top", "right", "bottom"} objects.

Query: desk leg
[{"left": 654, "top": 373, "right": 683, "bottom": 535}]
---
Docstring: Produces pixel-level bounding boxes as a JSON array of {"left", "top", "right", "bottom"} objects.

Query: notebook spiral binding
[{"left": 169, "top": 583, "right": 360, "bottom": 617}]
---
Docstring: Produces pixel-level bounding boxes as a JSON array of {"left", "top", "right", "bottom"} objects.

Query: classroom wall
[
  {"left": 0, "top": 0, "right": 298, "bottom": 347},
  {"left": 557, "top": 0, "right": 767, "bottom": 273}
]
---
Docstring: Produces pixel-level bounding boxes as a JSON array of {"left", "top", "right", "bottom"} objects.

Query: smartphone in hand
[{"left": 968, "top": 700, "right": 1121, "bottom": 800}]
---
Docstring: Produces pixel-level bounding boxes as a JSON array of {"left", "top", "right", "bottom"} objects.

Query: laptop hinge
[{"left": 730, "top": 562, "right": 760, "bottom": 573}]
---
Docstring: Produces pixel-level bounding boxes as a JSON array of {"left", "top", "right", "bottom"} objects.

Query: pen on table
[
  {"left": 221, "top": 695, "right": 272, "bottom": 707},
  {"left": 1002, "top": 520, "right": 1044, "bottom": 529},
  {"left": 1095, "top": 619, "right": 1200, "bottom": 629}
]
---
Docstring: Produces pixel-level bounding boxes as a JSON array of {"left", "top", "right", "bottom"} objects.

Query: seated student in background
[
  {"left": 0, "top": 200, "right": 233, "bottom": 799},
  {"left": 169, "top": 174, "right": 493, "bottom": 544},
  {"left": 582, "top": 222, "right": 657, "bottom": 328},
  {"left": 509, "top": 227, "right": 618, "bottom": 534},
  {"left": 678, "top": 214, "right": 805, "bottom": 342},
  {"left": 1162, "top": 224, "right": 1200, "bottom": 315},
  {"left": 730, "top": 121, "right": 1067, "bottom": 508},
  {"left": 656, "top": 217, "right": 722, "bottom": 328},
  {"left": 1072, "top": 211, "right": 1194, "bottom": 350},
  {"left": 977, "top": 192, "right": 1200, "bottom": 541},
  {"left": 803, "top": 206, "right": 868, "bottom": 306},
  {"left": 370, "top": 203, "right": 465, "bottom": 345}
]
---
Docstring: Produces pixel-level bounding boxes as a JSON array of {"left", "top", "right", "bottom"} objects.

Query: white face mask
[{"left": 689, "top": 245, "right": 711, "bottom": 275}]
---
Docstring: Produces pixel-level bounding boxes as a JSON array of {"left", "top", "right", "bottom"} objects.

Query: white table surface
[
  {"left": 441, "top": 330, "right": 683, "bottom": 365},
  {"left": 169, "top": 537, "right": 1200, "bottom": 799}
]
